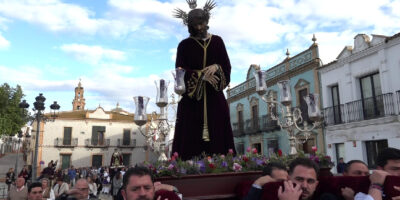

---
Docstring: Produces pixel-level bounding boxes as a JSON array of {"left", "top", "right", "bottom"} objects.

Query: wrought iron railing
[
  {"left": 232, "top": 122, "right": 245, "bottom": 137},
  {"left": 244, "top": 119, "right": 260, "bottom": 134},
  {"left": 324, "top": 93, "right": 396, "bottom": 126},
  {"left": 55, "top": 138, "right": 78, "bottom": 147},
  {"left": 85, "top": 138, "right": 110, "bottom": 148},
  {"left": 260, "top": 115, "right": 279, "bottom": 131},
  {"left": 117, "top": 139, "right": 136, "bottom": 147}
]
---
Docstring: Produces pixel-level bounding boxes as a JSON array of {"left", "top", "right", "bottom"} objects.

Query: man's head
[
  {"left": 288, "top": 158, "right": 319, "bottom": 200},
  {"left": 121, "top": 166, "right": 155, "bottom": 200},
  {"left": 339, "top": 157, "right": 344, "bottom": 163},
  {"left": 28, "top": 182, "right": 43, "bottom": 200},
  {"left": 187, "top": 9, "right": 209, "bottom": 38},
  {"left": 262, "top": 162, "right": 288, "bottom": 181},
  {"left": 376, "top": 147, "right": 400, "bottom": 176},
  {"left": 74, "top": 179, "right": 90, "bottom": 200},
  {"left": 16, "top": 177, "right": 25, "bottom": 188},
  {"left": 343, "top": 160, "right": 369, "bottom": 176},
  {"left": 40, "top": 178, "right": 50, "bottom": 189}
]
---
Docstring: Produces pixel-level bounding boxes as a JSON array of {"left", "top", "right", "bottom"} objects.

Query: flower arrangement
[
  {"left": 141, "top": 147, "right": 333, "bottom": 178},
  {"left": 309, "top": 146, "right": 335, "bottom": 168}
]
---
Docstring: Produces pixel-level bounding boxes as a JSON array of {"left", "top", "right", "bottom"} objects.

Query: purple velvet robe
[{"left": 172, "top": 35, "right": 236, "bottom": 160}]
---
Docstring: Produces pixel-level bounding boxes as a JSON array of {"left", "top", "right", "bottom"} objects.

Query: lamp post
[
  {"left": 19, "top": 93, "right": 60, "bottom": 181},
  {"left": 14, "top": 131, "right": 23, "bottom": 175},
  {"left": 254, "top": 69, "right": 323, "bottom": 155}
]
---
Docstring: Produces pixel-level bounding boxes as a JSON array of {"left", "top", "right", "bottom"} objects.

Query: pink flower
[
  {"left": 312, "top": 146, "right": 318, "bottom": 152},
  {"left": 246, "top": 147, "right": 251, "bottom": 153},
  {"left": 173, "top": 152, "right": 179, "bottom": 158},
  {"left": 233, "top": 163, "right": 242, "bottom": 171},
  {"left": 252, "top": 148, "right": 258, "bottom": 154},
  {"left": 228, "top": 149, "right": 234, "bottom": 154},
  {"left": 220, "top": 155, "right": 225, "bottom": 159}
]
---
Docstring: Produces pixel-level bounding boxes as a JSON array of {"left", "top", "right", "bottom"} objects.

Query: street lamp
[
  {"left": 254, "top": 69, "right": 323, "bottom": 155},
  {"left": 19, "top": 93, "right": 60, "bottom": 181},
  {"left": 14, "top": 131, "right": 23, "bottom": 175}
]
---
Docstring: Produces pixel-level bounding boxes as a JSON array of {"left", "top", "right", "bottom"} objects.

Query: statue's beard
[{"left": 189, "top": 25, "right": 209, "bottom": 39}]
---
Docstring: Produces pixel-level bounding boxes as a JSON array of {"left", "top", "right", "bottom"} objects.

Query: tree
[{"left": 0, "top": 83, "right": 27, "bottom": 136}]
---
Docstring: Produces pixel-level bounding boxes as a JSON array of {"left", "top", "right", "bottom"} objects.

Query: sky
[{"left": 0, "top": 0, "right": 399, "bottom": 114}]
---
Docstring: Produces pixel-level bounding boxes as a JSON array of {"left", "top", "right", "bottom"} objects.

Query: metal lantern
[
  {"left": 172, "top": 68, "right": 186, "bottom": 95},
  {"left": 133, "top": 96, "right": 150, "bottom": 126}
]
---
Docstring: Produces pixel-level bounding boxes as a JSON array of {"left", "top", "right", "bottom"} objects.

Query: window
[
  {"left": 61, "top": 154, "right": 71, "bottom": 170},
  {"left": 360, "top": 73, "right": 383, "bottom": 119},
  {"left": 335, "top": 143, "right": 345, "bottom": 164},
  {"left": 63, "top": 127, "right": 72, "bottom": 145},
  {"left": 123, "top": 154, "right": 131, "bottom": 166},
  {"left": 298, "top": 88, "right": 310, "bottom": 122},
  {"left": 252, "top": 143, "right": 262, "bottom": 154},
  {"left": 123, "top": 129, "right": 131, "bottom": 145},
  {"left": 251, "top": 105, "right": 259, "bottom": 130},
  {"left": 366, "top": 140, "right": 388, "bottom": 168},
  {"left": 238, "top": 110, "right": 244, "bottom": 133},
  {"left": 267, "top": 139, "right": 279, "bottom": 156},
  {"left": 331, "top": 85, "right": 342, "bottom": 124},
  {"left": 77, "top": 106, "right": 80, "bottom": 110},
  {"left": 91, "top": 126, "right": 105, "bottom": 145},
  {"left": 235, "top": 143, "right": 244, "bottom": 154},
  {"left": 92, "top": 155, "right": 103, "bottom": 168}
]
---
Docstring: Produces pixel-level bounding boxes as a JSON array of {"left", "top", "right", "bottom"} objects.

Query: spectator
[
  {"left": 244, "top": 162, "right": 288, "bottom": 200},
  {"left": 6, "top": 168, "right": 16, "bottom": 191},
  {"left": 53, "top": 177, "right": 69, "bottom": 198},
  {"left": 68, "top": 166, "right": 76, "bottom": 187},
  {"left": 101, "top": 168, "right": 111, "bottom": 194},
  {"left": 113, "top": 172, "right": 123, "bottom": 200},
  {"left": 336, "top": 157, "right": 346, "bottom": 174},
  {"left": 87, "top": 176, "right": 97, "bottom": 198},
  {"left": 41, "top": 178, "right": 55, "bottom": 200},
  {"left": 19, "top": 166, "right": 29, "bottom": 183},
  {"left": 7, "top": 177, "right": 28, "bottom": 200},
  {"left": 27, "top": 182, "right": 43, "bottom": 200},
  {"left": 278, "top": 158, "right": 319, "bottom": 200}
]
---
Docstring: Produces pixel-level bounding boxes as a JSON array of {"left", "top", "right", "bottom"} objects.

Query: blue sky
[{"left": 0, "top": 0, "right": 399, "bottom": 114}]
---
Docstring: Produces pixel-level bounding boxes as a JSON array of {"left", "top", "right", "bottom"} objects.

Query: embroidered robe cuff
[
  {"left": 211, "top": 64, "right": 227, "bottom": 91},
  {"left": 187, "top": 70, "right": 204, "bottom": 100}
]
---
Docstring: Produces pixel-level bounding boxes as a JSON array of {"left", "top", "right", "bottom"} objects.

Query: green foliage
[{"left": 0, "top": 83, "right": 27, "bottom": 136}]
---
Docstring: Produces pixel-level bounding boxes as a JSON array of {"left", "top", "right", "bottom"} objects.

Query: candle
[
  {"left": 138, "top": 96, "right": 143, "bottom": 115},
  {"left": 160, "top": 79, "right": 165, "bottom": 99}
]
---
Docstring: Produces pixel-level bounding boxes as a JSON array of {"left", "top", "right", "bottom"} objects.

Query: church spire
[{"left": 72, "top": 80, "right": 86, "bottom": 111}]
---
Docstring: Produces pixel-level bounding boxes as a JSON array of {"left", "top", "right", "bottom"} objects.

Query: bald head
[
  {"left": 73, "top": 179, "right": 89, "bottom": 200},
  {"left": 16, "top": 177, "right": 25, "bottom": 188}
]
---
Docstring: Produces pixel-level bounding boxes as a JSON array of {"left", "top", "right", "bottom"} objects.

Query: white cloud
[
  {"left": 60, "top": 44, "right": 126, "bottom": 64},
  {"left": 0, "top": 32, "right": 9, "bottom": 49}
]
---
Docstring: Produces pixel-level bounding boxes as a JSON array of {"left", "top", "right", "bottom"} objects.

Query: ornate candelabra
[
  {"left": 134, "top": 69, "right": 184, "bottom": 161},
  {"left": 254, "top": 69, "right": 323, "bottom": 155}
]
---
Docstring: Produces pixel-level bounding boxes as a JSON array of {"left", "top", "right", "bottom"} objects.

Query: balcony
[
  {"left": 244, "top": 119, "right": 261, "bottom": 135},
  {"left": 324, "top": 92, "right": 398, "bottom": 126},
  {"left": 85, "top": 138, "right": 110, "bottom": 148},
  {"left": 54, "top": 138, "right": 78, "bottom": 147},
  {"left": 260, "top": 115, "right": 279, "bottom": 131},
  {"left": 117, "top": 139, "right": 136, "bottom": 148},
  {"left": 232, "top": 122, "right": 245, "bottom": 137}
]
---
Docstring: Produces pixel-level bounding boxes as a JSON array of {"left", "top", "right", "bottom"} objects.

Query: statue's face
[{"left": 188, "top": 9, "right": 209, "bottom": 39}]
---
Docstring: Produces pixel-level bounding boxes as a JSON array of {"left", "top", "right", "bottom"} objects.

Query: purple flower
[
  {"left": 221, "top": 161, "right": 228, "bottom": 168},
  {"left": 197, "top": 161, "right": 206, "bottom": 173},
  {"left": 168, "top": 164, "right": 174, "bottom": 170},
  {"left": 256, "top": 159, "right": 264, "bottom": 166}
]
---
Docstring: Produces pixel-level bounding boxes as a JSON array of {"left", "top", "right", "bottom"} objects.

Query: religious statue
[
  {"left": 110, "top": 149, "right": 123, "bottom": 167},
  {"left": 171, "top": 0, "right": 236, "bottom": 160}
]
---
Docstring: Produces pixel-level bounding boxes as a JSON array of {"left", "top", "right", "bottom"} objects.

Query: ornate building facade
[
  {"left": 27, "top": 82, "right": 156, "bottom": 172},
  {"left": 227, "top": 39, "right": 323, "bottom": 156},
  {"left": 320, "top": 32, "right": 400, "bottom": 170}
]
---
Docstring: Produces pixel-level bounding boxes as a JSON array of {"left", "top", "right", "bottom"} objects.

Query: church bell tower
[{"left": 72, "top": 80, "right": 86, "bottom": 111}]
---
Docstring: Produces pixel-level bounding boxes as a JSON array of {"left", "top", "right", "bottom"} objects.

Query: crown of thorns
[{"left": 173, "top": 0, "right": 217, "bottom": 25}]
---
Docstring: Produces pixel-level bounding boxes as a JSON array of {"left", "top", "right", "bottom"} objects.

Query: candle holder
[
  {"left": 133, "top": 79, "right": 178, "bottom": 161},
  {"left": 172, "top": 68, "right": 186, "bottom": 101},
  {"left": 254, "top": 69, "right": 323, "bottom": 155}
]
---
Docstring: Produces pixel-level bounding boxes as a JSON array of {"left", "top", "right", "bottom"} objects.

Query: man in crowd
[
  {"left": 339, "top": 160, "right": 370, "bottom": 200},
  {"left": 336, "top": 158, "right": 346, "bottom": 174},
  {"left": 244, "top": 162, "right": 288, "bottom": 200},
  {"left": 121, "top": 166, "right": 155, "bottom": 200},
  {"left": 355, "top": 147, "right": 400, "bottom": 200},
  {"left": 7, "top": 177, "right": 28, "bottom": 200},
  {"left": 27, "top": 182, "right": 43, "bottom": 200},
  {"left": 278, "top": 158, "right": 319, "bottom": 200}
]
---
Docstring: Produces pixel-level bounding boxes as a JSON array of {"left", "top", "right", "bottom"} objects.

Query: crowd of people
[{"left": 4, "top": 147, "right": 400, "bottom": 200}]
